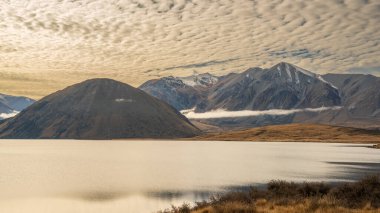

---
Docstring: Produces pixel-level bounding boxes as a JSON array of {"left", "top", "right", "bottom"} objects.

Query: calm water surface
[{"left": 0, "top": 140, "right": 379, "bottom": 213}]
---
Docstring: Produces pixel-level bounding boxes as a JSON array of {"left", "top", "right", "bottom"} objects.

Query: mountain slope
[
  {"left": 323, "top": 74, "right": 380, "bottom": 118},
  {"left": 0, "top": 102, "right": 13, "bottom": 114},
  {"left": 139, "top": 76, "right": 205, "bottom": 110},
  {"left": 0, "top": 78, "right": 200, "bottom": 139}
]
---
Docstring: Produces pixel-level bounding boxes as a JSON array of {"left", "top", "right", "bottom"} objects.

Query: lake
[{"left": 0, "top": 140, "right": 379, "bottom": 213}]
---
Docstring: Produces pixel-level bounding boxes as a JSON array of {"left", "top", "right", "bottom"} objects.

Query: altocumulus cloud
[{"left": 0, "top": 0, "right": 379, "bottom": 98}]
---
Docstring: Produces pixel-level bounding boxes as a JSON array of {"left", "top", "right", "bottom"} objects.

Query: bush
[{"left": 330, "top": 175, "right": 380, "bottom": 208}]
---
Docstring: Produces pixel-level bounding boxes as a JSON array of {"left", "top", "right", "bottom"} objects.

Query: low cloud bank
[
  {"left": 0, "top": 111, "right": 19, "bottom": 120},
  {"left": 181, "top": 107, "right": 342, "bottom": 119}
]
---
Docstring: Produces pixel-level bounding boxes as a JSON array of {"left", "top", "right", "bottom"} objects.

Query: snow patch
[
  {"left": 285, "top": 64, "right": 292, "bottom": 82},
  {"left": 294, "top": 71, "right": 300, "bottom": 84},
  {"left": 318, "top": 76, "right": 339, "bottom": 90},
  {"left": 180, "top": 78, "right": 197, "bottom": 87},
  {"left": 178, "top": 73, "right": 219, "bottom": 87},
  {"left": 181, "top": 106, "right": 342, "bottom": 119},
  {"left": 115, "top": 98, "right": 134, "bottom": 103}
]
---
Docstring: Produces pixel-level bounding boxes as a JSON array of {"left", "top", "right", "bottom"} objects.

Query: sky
[{"left": 0, "top": 0, "right": 379, "bottom": 99}]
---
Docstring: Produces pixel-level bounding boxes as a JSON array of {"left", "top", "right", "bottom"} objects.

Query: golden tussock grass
[{"left": 193, "top": 123, "right": 380, "bottom": 143}]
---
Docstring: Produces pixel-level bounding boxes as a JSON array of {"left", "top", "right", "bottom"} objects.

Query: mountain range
[
  {"left": 140, "top": 62, "right": 380, "bottom": 129},
  {"left": 0, "top": 62, "right": 378, "bottom": 139},
  {"left": 0, "top": 79, "right": 200, "bottom": 139}
]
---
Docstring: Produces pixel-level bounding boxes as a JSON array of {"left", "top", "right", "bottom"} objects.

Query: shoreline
[
  {"left": 160, "top": 175, "right": 380, "bottom": 213},
  {"left": 1, "top": 138, "right": 378, "bottom": 144},
  {"left": 191, "top": 123, "right": 380, "bottom": 145}
]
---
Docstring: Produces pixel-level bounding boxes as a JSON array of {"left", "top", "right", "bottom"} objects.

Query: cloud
[
  {"left": 162, "top": 58, "right": 240, "bottom": 71},
  {"left": 269, "top": 49, "right": 322, "bottom": 59},
  {"left": 0, "top": 0, "right": 379, "bottom": 98},
  {"left": 347, "top": 66, "right": 380, "bottom": 76},
  {"left": 181, "top": 107, "right": 342, "bottom": 119},
  {"left": 0, "top": 111, "right": 19, "bottom": 120}
]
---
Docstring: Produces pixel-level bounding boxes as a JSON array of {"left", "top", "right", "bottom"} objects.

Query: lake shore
[{"left": 161, "top": 175, "right": 380, "bottom": 213}]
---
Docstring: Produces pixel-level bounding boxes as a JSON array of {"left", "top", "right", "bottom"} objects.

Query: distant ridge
[{"left": 0, "top": 78, "right": 200, "bottom": 139}]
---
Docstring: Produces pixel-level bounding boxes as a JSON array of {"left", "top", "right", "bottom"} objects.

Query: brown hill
[
  {"left": 193, "top": 123, "right": 380, "bottom": 143},
  {"left": 0, "top": 78, "right": 200, "bottom": 139}
]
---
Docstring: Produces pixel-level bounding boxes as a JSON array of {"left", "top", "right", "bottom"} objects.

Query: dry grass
[
  {"left": 160, "top": 175, "right": 380, "bottom": 213},
  {"left": 193, "top": 123, "right": 380, "bottom": 143},
  {"left": 191, "top": 199, "right": 380, "bottom": 213}
]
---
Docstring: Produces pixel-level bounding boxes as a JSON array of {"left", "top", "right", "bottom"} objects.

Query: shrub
[{"left": 329, "top": 175, "right": 380, "bottom": 208}]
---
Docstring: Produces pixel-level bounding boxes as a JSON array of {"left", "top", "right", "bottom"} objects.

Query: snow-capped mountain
[
  {"left": 140, "top": 62, "right": 341, "bottom": 111},
  {"left": 0, "top": 93, "right": 35, "bottom": 119},
  {"left": 139, "top": 73, "right": 219, "bottom": 110},
  {"left": 139, "top": 62, "right": 380, "bottom": 129},
  {"left": 201, "top": 62, "right": 341, "bottom": 112}
]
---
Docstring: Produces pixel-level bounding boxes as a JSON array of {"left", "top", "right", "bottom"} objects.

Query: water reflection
[{"left": 0, "top": 140, "right": 379, "bottom": 213}]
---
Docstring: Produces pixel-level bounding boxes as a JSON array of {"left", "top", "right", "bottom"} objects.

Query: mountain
[
  {"left": 139, "top": 73, "right": 220, "bottom": 110},
  {"left": 0, "top": 78, "right": 200, "bottom": 139},
  {"left": 0, "top": 93, "right": 35, "bottom": 119},
  {"left": 139, "top": 62, "right": 380, "bottom": 129}
]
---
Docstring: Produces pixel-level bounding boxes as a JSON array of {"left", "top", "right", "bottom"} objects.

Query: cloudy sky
[{"left": 0, "top": 0, "right": 379, "bottom": 99}]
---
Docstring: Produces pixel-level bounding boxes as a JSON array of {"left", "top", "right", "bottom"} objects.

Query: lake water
[{"left": 0, "top": 140, "right": 379, "bottom": 213}]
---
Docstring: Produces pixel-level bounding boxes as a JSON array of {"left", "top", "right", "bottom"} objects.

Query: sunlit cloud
[{"left": 0, "top": 0, "right": 379, "bottom": 98}]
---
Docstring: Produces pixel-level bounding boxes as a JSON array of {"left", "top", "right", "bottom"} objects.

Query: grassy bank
[
  {"left": 193, "top": 124, "right": 380, "bottom": 143},
  {"left": 160, "top": 175, "right": 380, "bottom": 213}
]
